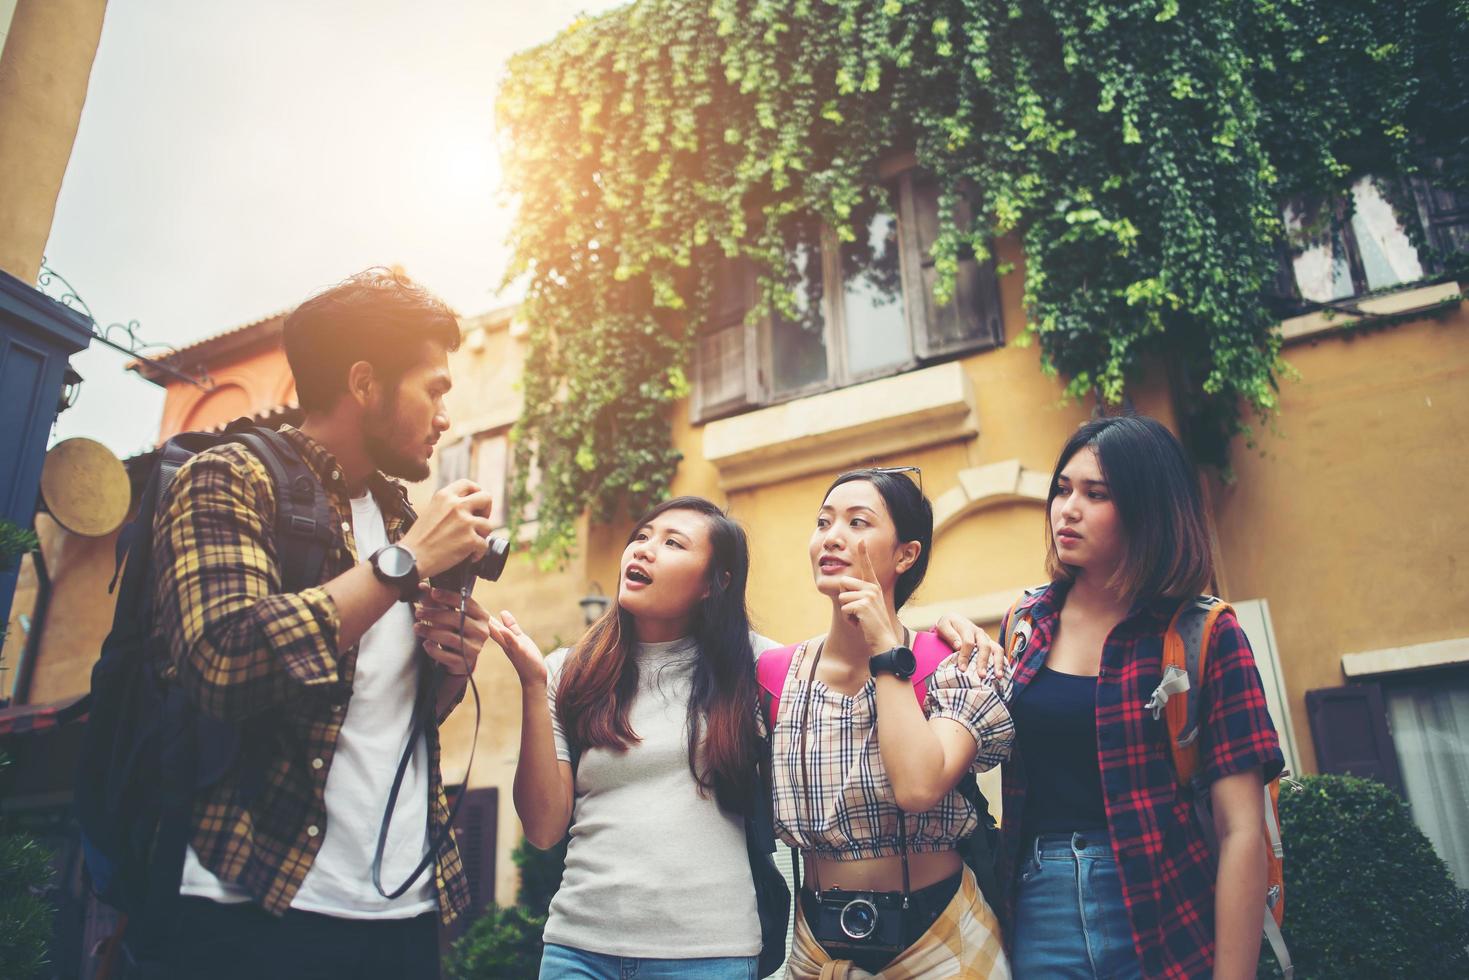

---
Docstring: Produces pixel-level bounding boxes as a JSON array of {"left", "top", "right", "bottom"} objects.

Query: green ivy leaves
[{"left": 497, "top": 0, "right": 1468, "bottom": 559}]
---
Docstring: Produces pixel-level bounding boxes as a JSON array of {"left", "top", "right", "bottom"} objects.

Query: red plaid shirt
[{"left": 999, "top": 582, "right": 1284, "bottom": 978}]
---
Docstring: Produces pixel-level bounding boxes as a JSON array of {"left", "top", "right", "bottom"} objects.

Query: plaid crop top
[{"left": 771, "top": 640, "right": 1014, "bottom": 860}]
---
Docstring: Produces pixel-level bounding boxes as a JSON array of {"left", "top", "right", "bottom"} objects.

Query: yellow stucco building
[
  {"left": 10, "top": 183, "right": 1467, "bottom": 921},
  {"left": 428, "top": 229, "right": 1469, "bottom": 905}
]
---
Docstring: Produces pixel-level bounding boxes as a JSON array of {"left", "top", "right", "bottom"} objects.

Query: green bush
[
  {"left": 512, "top": 834, "right": 567, "bottom": 917},
  {"left": 442, "top": 836, "right": 567, "bottom": 978},
  {"left": 443, "top": 904, "right": 547, "bottom": 980},
  {"left": 1260, "top": 774, "right": 1469, "bottom": 978},
  {"left": 0, "top": 829, "right": 56, "bottom": 979},
  {"left": 0, "top": 518, "right": 38, "bottom": 571}
]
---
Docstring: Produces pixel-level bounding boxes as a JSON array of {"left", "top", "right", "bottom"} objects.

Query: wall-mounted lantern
[{"left": 578, "top": 584, "right": 610, "bottom": 626}]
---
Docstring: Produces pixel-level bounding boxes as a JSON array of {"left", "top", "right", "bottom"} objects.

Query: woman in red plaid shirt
[{"left": 999, "top": 415, "right": 1284, "bottom": 979}]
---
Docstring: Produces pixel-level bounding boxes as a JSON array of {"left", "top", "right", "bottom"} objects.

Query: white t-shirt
[
  {"left": 180, "top": 490, "right": 435, "bottom": 918},
  {"left": 540, "top": 632, "right": 781, "bottom": 958}
]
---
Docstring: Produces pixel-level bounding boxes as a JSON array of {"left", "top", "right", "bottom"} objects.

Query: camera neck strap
[
  {"left": 371, "top": 586, "right": 481, "bottom": 901},
  {"left": 794, "top": 633, "right": 912, "bottom": 909}
]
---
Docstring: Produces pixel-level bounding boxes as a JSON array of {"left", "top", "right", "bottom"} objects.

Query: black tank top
[{"left": 1010, "top": 666, "right": 1108, "bottom": 834}]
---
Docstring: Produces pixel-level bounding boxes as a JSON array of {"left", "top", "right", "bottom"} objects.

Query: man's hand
[
  {"left": 415, "top": 587, "right": 490, "bottom": 676},
  {"left": 934, "top": 613, "right": 1003, "bottom": 679},
  {"left": 399, "top": 479, "right": 496, "bottom": 578}
]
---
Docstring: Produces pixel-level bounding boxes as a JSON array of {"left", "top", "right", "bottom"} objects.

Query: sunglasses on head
[{"left": 868, "top": 465, "right": 923, "bottom": 495}]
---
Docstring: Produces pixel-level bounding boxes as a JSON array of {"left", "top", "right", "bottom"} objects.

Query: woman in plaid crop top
[{"left": 767, "top": 467, "right": 1015, "bottom": 979}]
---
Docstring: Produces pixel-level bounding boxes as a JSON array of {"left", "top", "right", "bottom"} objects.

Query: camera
[
  {"left": 811, "top": 887, "right": 906, "bottom": 957},
  {"left": 429, "top": 535, "right": 510, "bottom": 594}
]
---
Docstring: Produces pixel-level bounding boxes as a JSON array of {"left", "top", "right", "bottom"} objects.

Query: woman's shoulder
[
  {"left": 544, "top": 646, "right": 573, "bottom": 682},
  {"left": 749, "top": 632, "right": 784, "bottom": 658}
]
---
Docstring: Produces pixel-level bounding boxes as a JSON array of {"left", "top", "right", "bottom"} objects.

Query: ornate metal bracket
[{"left": 37, "top": 259, "right": 214, "bottom": 391}]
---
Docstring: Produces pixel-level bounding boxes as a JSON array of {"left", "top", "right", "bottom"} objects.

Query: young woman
[
  {"left": 997, "top": 415, "right": 1284, "bottom": 979},
  {"left": 768, "top": 468, "right": 1015, "bottom": 979},
  {"left": 487, "top": 496, "right": 773, "bottom": 979},
  {"left": 488, "top": 494, "right": 993, "bottom": 979}
]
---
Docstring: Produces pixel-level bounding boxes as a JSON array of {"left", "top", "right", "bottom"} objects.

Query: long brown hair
[
  {"left": 1044, "top": 414, "right": 1214, "bottom": 601},
  {"left": 555, "top": 497, "right": 761, "bottom": 813}
]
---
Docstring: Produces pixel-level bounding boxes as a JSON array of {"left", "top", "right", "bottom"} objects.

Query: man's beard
[{"left": 363, "top": 402, "right": 431, "bottom": 482}]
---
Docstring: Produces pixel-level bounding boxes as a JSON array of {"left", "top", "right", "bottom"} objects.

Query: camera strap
[
  {"left": 371, "top": 587, "right": 481, "bottom": 900},
  {"left": 793, "top": 634, "right": 912, "bottom": 908}
]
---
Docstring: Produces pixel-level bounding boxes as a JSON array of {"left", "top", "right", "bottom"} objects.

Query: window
[
  {"left": 436, "top": 428, "right": 539, "bottom": 527},
  {"left": 1306, "top": 666, "right": 1469, "bottom": 888},
  {"left": 1384, "top": 671, "right": 1469, "bottom": 887},
  {"left": 691, "top": 169, "right": 1005, "bottom": 422},
  {"left": 1277, "top": 173, "right": 1469, "bottom": 310}
]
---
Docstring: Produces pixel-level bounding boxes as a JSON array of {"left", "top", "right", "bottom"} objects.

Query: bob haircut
[
  {"left": 823, "top": 468, "right": 933, "bottom": 610},
  {"left": 1044, "top": 414, "right": 1214, "bottom": 601},
  {"left": 554, "top": 496, "right": 760, "bottom": 814},
  {"left": 283, "top": 267, "right": 460, "bottom": 413}
]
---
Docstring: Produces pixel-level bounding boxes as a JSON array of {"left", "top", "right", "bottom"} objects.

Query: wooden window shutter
[
  {"left": 442, "top": 785, "right": 499, "bottom": 945},
  {"left": 1409, "top": 172, "right": 1469, "bottom": 273},
  {"left": 899, "top": 173, "right": 1004, "bottom": 360},
  {"left": 435, "top": 437, "right": 470, "bottom": 490},
  {"left": 1305, "top": 684, "right": 1406, "bottom": 795},
  {"left": 692, "top": 321, "right": 756, "bottom": 422},
  {"left": 691, "top": 258, "right": 759, "bottom": 423}
]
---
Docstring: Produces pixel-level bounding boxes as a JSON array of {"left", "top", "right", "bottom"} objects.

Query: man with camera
[{"left": 145, "top": 269, "right": 494, "bottom": 978}]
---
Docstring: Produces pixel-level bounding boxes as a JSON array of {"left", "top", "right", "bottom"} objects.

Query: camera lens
[
  {"left": 474, "top": 535, "right": 509, "bottom": 582},
  {"left": 839, "top": 898, "right": 878, "bottom": 940}
]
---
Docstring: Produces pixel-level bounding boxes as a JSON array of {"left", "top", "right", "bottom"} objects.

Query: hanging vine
[{"left": 496, "top": 0, "right": 1468, "bottom": 561}]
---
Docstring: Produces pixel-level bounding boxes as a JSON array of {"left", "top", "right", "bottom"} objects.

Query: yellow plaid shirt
[{"left": 151, "top": 424, "right": 469, "bottom": 923}]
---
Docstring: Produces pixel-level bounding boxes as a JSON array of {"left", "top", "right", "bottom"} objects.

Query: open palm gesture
[{"left": 485, "top": 610, "right": 548, "bottom": 687}]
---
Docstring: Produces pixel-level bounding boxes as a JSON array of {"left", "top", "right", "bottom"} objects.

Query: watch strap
[{"left": 871, "top": 646, "right": 916, "bottom": 680}]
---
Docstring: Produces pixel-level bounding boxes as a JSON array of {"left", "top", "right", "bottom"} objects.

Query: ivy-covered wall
[{"left": 496, "top": 0, "right": 1468, "bottom": 560}]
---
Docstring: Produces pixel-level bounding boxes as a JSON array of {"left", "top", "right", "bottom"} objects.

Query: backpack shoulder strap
[
  {"left": 1161, "top": 595, "right": 1231, "bottom": 783},
  {"left": 909, "top": 630, "right": 953, "bottom": 705},
  {"left": 998, "top": 584, "right": 1049, "bottom": 677},
  {"left": 230, "top": 427, "right": 335, "bottom": 592},
  {"left": 756, "top": 644, "right": 800, "bottom": 731}
]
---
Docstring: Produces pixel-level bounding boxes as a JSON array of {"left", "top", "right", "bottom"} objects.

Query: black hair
[
  {"left": 1045, "top": 414, "right": 1214, "bottom": 600},
  {"left": 558, "top": 495, "right": 760, "bottom": 814},
  {"left": 283, "top": 267, "right": 460, "bottom": 413},
  {"left": 823, "top": 469, "right": 933, "bottom": 609}
]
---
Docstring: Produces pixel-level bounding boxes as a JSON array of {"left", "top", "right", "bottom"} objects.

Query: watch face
[
  {"left": 377, "top": 545, "right": 415, "bottom": 579},
  {"left": 895, "top": 647, "right": 918, "bottom": 675}
]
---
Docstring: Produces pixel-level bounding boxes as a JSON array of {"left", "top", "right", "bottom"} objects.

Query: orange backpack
[{"left": 1001, "top": 592, "right": 1294, "bottom": 979}]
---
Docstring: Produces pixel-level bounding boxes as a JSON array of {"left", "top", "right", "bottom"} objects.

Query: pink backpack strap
[
  {"left": 757, "top": 632, "right": 954, "bottom": 726},
  {"left": 756, "top": 643, "right": 800, "bottom": 729},
  {"left": 910, "top": 630, "right": 952, "bottom": 705}
]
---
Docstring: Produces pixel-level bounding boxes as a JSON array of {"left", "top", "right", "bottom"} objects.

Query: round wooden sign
[{"left": 40, "top": 437, "right": 130, "bottom": 537}]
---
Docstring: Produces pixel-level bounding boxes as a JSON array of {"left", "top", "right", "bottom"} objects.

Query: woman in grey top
[
  {"left": 486, "top": 495, "right": 993, "bottom": 979},
  {"left": 487, "top": 496, "right": 772, "bottom": 978}
]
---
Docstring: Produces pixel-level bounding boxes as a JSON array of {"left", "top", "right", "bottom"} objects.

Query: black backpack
[{"left": 73, "top": 420, "right": 334, "bottom": 952}]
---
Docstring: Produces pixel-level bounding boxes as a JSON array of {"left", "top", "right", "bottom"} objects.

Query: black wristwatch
[
  {"left": 870, "top": 646, "right": 918, "bottom": 680},
  {"left": 369, "top": 544, "right": 420, "bottom": 601}
]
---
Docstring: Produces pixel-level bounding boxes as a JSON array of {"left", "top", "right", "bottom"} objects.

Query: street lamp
[{"left": 578, "top": 583, "right": 610, "bottom": 626}]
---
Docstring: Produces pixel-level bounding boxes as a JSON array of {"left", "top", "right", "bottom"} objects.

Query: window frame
[
  {"left": 691, "top": 167, "right": 1005, "bottom": 424},
  {"left": 1275, "top": 171, "right": 1469, "bottom": 312}
]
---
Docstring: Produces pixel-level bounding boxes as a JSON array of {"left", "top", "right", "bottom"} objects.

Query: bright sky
[{"left": 45, "top": 0, "right": 624, "bottom": 457}]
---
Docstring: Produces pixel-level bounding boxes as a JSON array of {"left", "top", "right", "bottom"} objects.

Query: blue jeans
[
  {"left": 1011, "top": 831, "right": 1143, "bottom": 979},
  {"left": 539, "top": 943, "right": 758, "bottom": 979}
]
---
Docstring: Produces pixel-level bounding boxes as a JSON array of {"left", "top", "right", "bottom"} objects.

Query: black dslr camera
[
  {"left": 429, "top": 535, "right": 510, "bottom": 595},
  {"left": 811, "top": 887, "right": 907, "bottom": 960}
]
